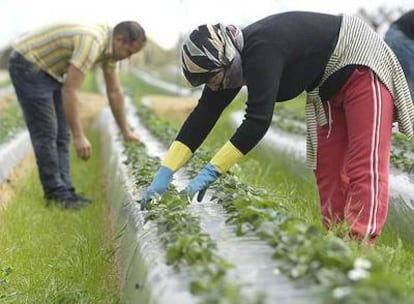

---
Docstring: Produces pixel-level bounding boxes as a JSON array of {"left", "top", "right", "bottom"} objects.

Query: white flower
[
  {"left": 348, "top": 268, "right": 370, "bottom": 281},
  {"left": 273, "top": 268, "right": 280, "bottom": 275},
  {"left": 353, "top": 258, "right": 371, "bottom": 270},
  {"left": 332, "top": 287, "right": 352, "bottom": 299}
]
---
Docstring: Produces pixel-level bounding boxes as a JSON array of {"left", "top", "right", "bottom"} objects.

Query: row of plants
[
  {"left": 123, "top": 142, "right": 263, "bottom": 303},
  {"left": 133, "top": 98, "right": 414, "bottom": 303},
  {"left": 390, "top": 133, "right": 414, "bottom": 173},
  {"left": 118, "top": 72, "right": 266, "bottom": 302}
]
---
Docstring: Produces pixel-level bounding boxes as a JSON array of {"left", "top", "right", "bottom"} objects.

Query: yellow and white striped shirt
[{"left": 12, "top": 23, "right": 116, "bottom": 82}]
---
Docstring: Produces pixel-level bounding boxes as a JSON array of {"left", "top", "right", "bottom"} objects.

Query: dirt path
[
  {"left": 0, "top": 93, "right": 15, "bottom": 113},
  {"left": 0, "top": 153, "right": 35, "bottom": 208},
  {"left": 147, "top": 95, "right": 198, "bottom": 121},
  {"left": 78, "top": 92, "right": 108, "bottom": 125}
]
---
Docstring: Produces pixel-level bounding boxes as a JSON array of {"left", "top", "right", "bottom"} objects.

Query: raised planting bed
[{"left": 97, "top": 106, "right": 196, "bottom": 304}]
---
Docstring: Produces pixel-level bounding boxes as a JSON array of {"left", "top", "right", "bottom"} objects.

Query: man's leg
[
  {"left": 53, "top": 89, "right": 92, "bottom": 204},
  {"left": 8, "top": 55, "right": 67, "bottom": 197},
  {"left": 53, "top": 89, "right": 73, "bottom": 191}
]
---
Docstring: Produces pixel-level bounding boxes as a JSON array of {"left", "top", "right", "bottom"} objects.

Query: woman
[{"left": 142, "top": 11, "right": 414, "bottom": 244}]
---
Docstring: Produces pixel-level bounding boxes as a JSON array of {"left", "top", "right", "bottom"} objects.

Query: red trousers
[{"left": 315, "top": 67, "right": 394, "bottom": 242}]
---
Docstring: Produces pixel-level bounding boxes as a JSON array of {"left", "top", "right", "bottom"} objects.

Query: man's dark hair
[{"left": 113, "top": 21, "right": 146, "bottom": 45}]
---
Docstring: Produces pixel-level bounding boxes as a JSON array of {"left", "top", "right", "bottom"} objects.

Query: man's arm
[
  {"left": 103, "top": 69, "right": 139, "bottom": 141},
  {"left": 63, "top": 64, "right": 91, "bottom": 160}
]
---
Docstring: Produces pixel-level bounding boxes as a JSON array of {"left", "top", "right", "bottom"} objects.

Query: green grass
[
  {"left": 0, "top": 71, "right": 11, "bottom": 88},
  {"left": 274, "top": 93, "right": 307, "bottom": 120},
  {"left": 0, "top": 130, "right": 119, "bottom": 303},
  {"left": 0, "top": 102, "right": 25, "bottom": 144},
  {"left": 120, "top": 71, "right": 172, "bottom": 98},
  {"left": 80, "top": 71, "right": 100, "bottom": 93}
]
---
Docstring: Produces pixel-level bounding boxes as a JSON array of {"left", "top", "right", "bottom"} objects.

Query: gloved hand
[
  {"left": 141, "top": 166, "right": 173, "bottom": 210},
  {"left": 186, "top": 163, "right": 220, "bottom": 202}
]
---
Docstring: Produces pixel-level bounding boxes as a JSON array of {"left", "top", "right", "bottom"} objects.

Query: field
[{"left": 1, "top": 69, "right": 414, "bottom": 304}]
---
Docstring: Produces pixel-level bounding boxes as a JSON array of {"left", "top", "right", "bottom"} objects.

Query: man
[
  {"left": 142, "top": 12, "right": 414, "bottom": 244},
  {"left": 8, "top": 21, "right": 146, "bottom": 209},
  {"left": 385, "top": 9, "right": 414, "bottom": 99}
]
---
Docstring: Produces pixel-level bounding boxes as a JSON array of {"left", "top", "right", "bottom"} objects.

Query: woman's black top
[{"left": 177, "top": 11, "right": 354, "bottom": 155}]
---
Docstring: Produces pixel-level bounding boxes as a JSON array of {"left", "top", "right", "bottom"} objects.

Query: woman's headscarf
[{"left": 181, "top": 23, "right": 244, "bottom": 88}]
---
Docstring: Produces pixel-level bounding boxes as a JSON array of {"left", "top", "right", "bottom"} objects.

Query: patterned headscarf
[{"left": 181, "top": 23, "right": 244, "bottom": 88}]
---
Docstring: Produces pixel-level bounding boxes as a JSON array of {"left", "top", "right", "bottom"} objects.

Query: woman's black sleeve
[
  {"left": 230, "top": 48, "right": 283, "bottom": 154},
  {"left": 176, "top": 86, "right": 241, "bottom": 152}
]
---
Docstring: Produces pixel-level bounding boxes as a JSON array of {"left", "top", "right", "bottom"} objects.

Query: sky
[{"left": 0, "top": 0, "right": 412, "bottom": 50}]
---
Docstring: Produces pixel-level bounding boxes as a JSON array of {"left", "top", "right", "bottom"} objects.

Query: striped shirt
[
  {"left": 306, "top": 15, "right": 414, "bottom": 169},
  {"left": 12, "top": 23, "right": 116, "bottom": 82}
]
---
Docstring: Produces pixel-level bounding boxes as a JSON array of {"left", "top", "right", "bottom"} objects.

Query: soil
[
  {"left": 0, "top": 94, "right": 15, "bottom": 113},
  {"left": 0, "top": 153, "right": 35, "bottom": 209},
  {"left": 147, "top": 95, "right": 198, "bottom": 121},
  {"left": 78, "top": 92, "right": 108, "bottom": 127}
]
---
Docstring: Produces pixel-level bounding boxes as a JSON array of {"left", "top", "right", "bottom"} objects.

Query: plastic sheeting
[
  {"left": 0, "top": 86, "right": 14, "bottom": 96},
  {"left": 0, "top": 131, "right": 31, "bottom": 184}
]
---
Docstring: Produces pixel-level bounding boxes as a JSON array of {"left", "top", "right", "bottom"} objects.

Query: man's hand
[
  {"left": 74, "top": 135, "right": 92, "bottom": 160},
  {"left": 122, "top": 129, "right": 140, "bottom": 142}
]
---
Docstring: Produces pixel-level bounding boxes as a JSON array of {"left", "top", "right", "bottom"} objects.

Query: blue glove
[
  {"left": 186, "top": 163, "right": 220, "bottom": 202},
  {"left": 141, "top": 166, "right": 173, "bottom": 210}
]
